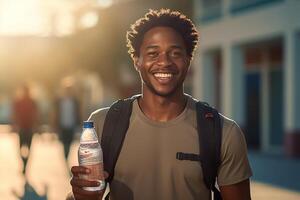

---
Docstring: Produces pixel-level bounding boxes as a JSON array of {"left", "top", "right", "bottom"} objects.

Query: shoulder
[
  {"left": 219, "top": 114, "right": 250, "bottom": 172},
  {"left": 217, "top": 115, "right": 253, "bottom": 185},
  {"left": 184, "top": 95, "right": 244, "bottom": 140},
  {"left": 187, "top": 95, "right": 246, "bottom": 148},
  {"left": 220, "top": 114, "right": 244, "bottom": 144}
]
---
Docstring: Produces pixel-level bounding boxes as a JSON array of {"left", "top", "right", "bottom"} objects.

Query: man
[{"left": 68, "top": 9, "right": 252, "bottom": 200}]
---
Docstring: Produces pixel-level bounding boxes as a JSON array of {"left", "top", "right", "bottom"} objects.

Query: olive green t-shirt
[{"left": 89, "top": 96, "right": 252, "bottom": 200}]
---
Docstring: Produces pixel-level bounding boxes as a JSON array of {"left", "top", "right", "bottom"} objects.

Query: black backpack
[{"left": 101, "top": 95, "right": 222, "bottom": 200}]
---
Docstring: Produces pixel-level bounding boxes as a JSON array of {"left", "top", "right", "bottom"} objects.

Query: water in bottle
[{"left": 78, "top": 121, "right": 105, "bottom": 191}]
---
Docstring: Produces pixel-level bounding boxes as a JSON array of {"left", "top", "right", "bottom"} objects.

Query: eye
[
  {"left": 147, "top": 51, "right": 158, "bottom": 58},
  {"left": 170, "top": 50, "right": 183, "bottom": 58}
]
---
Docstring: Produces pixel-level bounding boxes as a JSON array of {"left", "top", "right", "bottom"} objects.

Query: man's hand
[{"left": 70, "top": 166, "right": 107, "bottom": 200}]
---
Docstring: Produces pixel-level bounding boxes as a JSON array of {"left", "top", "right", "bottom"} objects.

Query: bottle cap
[{"left": 83, "top": 121, "right": 94, "bottom": 128}]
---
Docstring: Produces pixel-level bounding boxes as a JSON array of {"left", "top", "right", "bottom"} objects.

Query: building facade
[{"left": 192, "top": 0, "right": 300, "bottom": 157}]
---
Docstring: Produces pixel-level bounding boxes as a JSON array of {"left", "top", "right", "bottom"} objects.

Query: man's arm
[
  {"left": 220, "top": 179, "right": 251, "bottom": 200},
  {"left": 217, "top": 118, "right": 253, "bottom": 200}
]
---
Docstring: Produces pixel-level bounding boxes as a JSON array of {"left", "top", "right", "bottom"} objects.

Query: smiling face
[{"left": 134, "top": 26, "right": 191, "bottom": 97}]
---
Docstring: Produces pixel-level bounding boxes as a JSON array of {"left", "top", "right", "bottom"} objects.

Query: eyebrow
[
  {"left": 145, "top": 45, "right": 159, "bottom": 50},
  {"left": 145, "top": 44, "right": 184, "bottom": 50}
]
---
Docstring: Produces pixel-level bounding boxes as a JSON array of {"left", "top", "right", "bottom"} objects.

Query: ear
[
  {"left": 133, "top": 56, "right": 141, "bottom": 71},
  {"left": 186, "top": 56, "right": 192, "bottom": 67}
]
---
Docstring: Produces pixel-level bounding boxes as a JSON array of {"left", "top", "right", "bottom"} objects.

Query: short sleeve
[{"left": 217, "top": 118, "right": 253, "bottom": 186}]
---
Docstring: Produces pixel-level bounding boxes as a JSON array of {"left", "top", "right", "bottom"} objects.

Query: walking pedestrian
[
  {"left": 12, "top": 84, "right": 38, "bottom": 173},
  {"left": 54, "top": 79, "right": 81, "bottom": 161}
]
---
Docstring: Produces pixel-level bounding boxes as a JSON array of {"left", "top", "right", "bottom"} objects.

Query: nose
[{"left": 157, "top": 52, "right": 172, "bottom": 66}]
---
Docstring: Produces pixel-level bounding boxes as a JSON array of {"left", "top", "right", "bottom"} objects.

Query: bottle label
[{"left": 78, "top": 146, "right": 102, "bottom": 165}]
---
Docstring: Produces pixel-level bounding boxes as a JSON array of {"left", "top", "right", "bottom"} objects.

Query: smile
[{"left": 153, "top": 73, "right": 173, "bottom": 78}]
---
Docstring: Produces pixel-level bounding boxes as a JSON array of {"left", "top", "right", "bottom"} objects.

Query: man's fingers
[
  {"left": 70, "top": 166, "right": 106, "bottom": 200},
  {"left": 70, "top": 177, "right": 100, "bottom": 188},
  {"left": 72, "top": 186, "right": 100, "bottom": 195},
  {"left": 74, "top": 193, "right": 103, "bottom": 200},
  {"left": 71, "top": 166, "right": 90, "bottom": 177},
  {"left": 72, "top": 186, "right": 104, "bottom": 199}
]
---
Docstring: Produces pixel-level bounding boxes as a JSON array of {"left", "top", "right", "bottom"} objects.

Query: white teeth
[{"left": 154, "top": 73, "right": 172, "bottom": 78}]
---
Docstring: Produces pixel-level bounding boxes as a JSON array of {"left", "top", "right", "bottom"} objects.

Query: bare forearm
[{"left": 220, "top": 179, "right": 251, "bottom": 200}]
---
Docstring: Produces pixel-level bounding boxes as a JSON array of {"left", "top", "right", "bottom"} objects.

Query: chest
[{"left": 114, "top": 117, "right": 203, "bottom": 182}]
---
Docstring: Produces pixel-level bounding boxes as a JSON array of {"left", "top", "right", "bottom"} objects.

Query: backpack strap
[
  {"left": 196, "top": 102, "right": 222, "bottom": 200},
  {"left": 101, "top": 94, "right": 141, "bottom": 183}
]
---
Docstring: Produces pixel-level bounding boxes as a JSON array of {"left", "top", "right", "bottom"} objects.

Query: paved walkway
[
  {"left": 249, "top": 151, "right": 300, "bottom": 191},
  {"left": 0, "top": 126, "right": 299, "bottom": 200},
  {"left": 252, "top": 182, "right": 300, "bottom": 200}
]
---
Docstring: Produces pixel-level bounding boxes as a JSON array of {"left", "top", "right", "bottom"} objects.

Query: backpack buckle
[{"left": 176, "top": 152, "right": 202, "bottom": 161}]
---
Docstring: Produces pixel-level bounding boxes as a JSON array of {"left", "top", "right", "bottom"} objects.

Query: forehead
[{"left": 141, "top": 26, "right": 186, "bottom": 49}]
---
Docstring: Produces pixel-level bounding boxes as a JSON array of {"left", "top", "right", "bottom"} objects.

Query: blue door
[
  {"left": 269, "top": 69, "right": 284, "bottom": 146},
  {"left": 245, "top": 72, "right": 261, "bottom": 149}
]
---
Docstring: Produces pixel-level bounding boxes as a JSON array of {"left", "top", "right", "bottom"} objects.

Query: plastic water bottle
[{"left": 78, "top": 121, "right": 105, "bottom": 191}]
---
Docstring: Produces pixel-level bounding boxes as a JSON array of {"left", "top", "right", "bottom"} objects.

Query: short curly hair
[{"left": 126, "top": 9, "right": 199, "bottom": 59}]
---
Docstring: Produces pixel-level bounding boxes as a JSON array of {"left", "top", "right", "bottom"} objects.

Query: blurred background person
[
  {"left": 53, "top": 78, "right": 81, "bottom": 163},
  {"left": 12, "top": 83, "right": 39, "bottom": 174}
]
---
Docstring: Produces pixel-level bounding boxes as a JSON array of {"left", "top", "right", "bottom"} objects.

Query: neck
[{"left": 138, "top": 87, "right": 187, "bottom": 122}]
